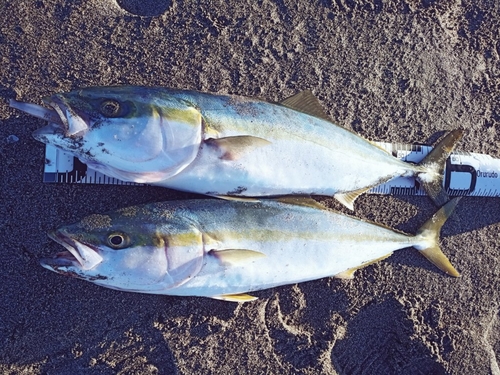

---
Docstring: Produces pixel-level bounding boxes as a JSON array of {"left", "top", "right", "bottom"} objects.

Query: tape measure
[
  {"left": 369, "top": 142, "right": 500, "bottom": 197},
  {"left": 43, "top": 146, "right": 139, "bottom": 185},
  {"left": 43, "top": 144, "right": 500, "bottom": 197}
]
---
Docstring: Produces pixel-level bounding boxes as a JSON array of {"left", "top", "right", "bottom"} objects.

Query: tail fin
[
  {"left": 415, "top": 197, "right": 461, "bottom": 277},
  {"left": 417, "top": 129, "right": 464, "bottom": 207}
]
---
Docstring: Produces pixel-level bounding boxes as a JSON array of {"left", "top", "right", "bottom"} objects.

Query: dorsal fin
[{"left": 280, "top": 90, "right": 331, "bottom": 121}]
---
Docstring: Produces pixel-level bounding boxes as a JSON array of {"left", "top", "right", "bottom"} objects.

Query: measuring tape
[
  {"left": 370, "top": 142, "right": 500, "bottom": 197},
  {"left": 42, "top": 143, "right": 500, "bottom": 197},
  {"left": 43, "top": 146, "right": 140, "bottom": 185}
]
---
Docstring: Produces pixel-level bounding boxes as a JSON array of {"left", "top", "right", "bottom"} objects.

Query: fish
[
  {"left": 10, "top": 87, "right": 463, "bottom": 209},
  {"left": 40, "top": 197, "right": 460, "bottom": 302}
]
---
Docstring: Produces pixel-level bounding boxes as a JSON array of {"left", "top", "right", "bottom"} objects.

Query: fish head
[
  {"left": 33, "top": 86, "right": 203, "bottom": 183},
  {"left": 40, "top": 204, "right": 205, "bottom": 293}
]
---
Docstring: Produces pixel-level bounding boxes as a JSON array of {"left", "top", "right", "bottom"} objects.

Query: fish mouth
[
  {"left": 9, "top": 95, "right": 90, "bottom": 139},
  {"left": 40, "top": 230, "right": 103, "bottom": 272}
]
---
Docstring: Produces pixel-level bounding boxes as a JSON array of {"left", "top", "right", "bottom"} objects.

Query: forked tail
[
  {"left": 415, "top": 197, "right": 461, "bottom": 277},
  {"left": 417, "top": 129, "right": 464, "bottom": 207}
]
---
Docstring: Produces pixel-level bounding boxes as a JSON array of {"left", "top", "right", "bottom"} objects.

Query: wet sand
[{"left": 1, "top": 1, "right": 500, "bottom": 374}]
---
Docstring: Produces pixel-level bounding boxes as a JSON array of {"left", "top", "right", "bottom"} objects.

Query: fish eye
[
  {"left": 107, "top": 232, "right": 130, "bottom": 249},
  {"left": 99, "top": 99, "right": 122, "bottom": 117}
]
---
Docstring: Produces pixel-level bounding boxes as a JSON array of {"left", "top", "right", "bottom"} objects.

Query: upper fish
[
  {"left": 11, "top": 87, "right": 463, "bottom": 209},
  {"left": 40, "top": 197, "right": 460, "bottom": 302}
]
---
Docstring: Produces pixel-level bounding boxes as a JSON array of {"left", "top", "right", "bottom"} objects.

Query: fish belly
[{"left": 161, "top": 136, "right": 410, "bottom": 197}]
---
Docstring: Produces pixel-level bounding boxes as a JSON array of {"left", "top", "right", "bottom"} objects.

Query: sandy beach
[{"left": 1, "top": 0, "right": 499, "bottom": 373}]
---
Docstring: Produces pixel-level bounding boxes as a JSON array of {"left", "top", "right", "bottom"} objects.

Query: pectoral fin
[
  {"left": 205, "top": 136, "right": 271, "bottom": 161},
  {"left": 212, "top": 293, "right": 258, "bottom": 302},
  {"left": 334, "top": 253, "right": 393, "bottom": 279},
  {"left": 334, "top": 186, "right": 373, "bottom": 210},
  {"left": 211, "top": 249, "right": 266, "bottom": 265}
]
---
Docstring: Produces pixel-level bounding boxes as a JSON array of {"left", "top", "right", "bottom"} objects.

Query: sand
[{"left": 1, "top": 0, "right": 499, "bottom": 374}]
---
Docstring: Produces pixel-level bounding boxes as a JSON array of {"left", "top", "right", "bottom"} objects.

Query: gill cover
[
  {"left": 34, "top": 87, "right": 203, "bottom": 183},
  {"left": 160, "top": 227, "right": 205, "bottom": 290},
  {"left": 96, "top": 222, "right": 206, "bottom": 292}
]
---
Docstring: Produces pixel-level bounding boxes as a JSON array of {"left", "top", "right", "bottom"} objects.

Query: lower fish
[
  {"left": 10, "top": 87, "right": 463, "bottom": 209},
  {"left": 40, "top": 198, "right": 460, "bottom": 302}
]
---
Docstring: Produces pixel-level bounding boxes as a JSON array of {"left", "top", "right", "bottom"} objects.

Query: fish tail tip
[
  {"left": 450, "top": 128, "right": 465, "bottom": 140},
  {"left": 417, "top": 130, "right": 464, "bottom": 207},
  {"left": 419, "top": 246, "right": 460, "bottom": 277},
  {"left": 416, "top": 198, "right": 461, "bottom": 277}
]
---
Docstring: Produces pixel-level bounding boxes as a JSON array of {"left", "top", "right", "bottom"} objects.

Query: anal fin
[
  {"left": 276, "top": 196, "right": 327, "bottom": 210},
  {"left": 334, "top": 186, "right": 373, "bottom": 210},
  {"left": 215, "top": 196, "right": 260, "bottom": 202},
  {"left": 212, "top": 293, "right": 258, "bottom": 302},
  {"left": 334, "top": 253, "right": 393, "bottom": 279},
  {"left": 334, "top": 269, "right": 357, "bottom": 280}
]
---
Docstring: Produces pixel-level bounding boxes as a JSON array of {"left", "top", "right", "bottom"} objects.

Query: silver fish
[
  {"left": 11, "top": 87, "right": 463, "bottom": 209},
  {"left": 40, "top": 198, "right": 460, "bottom": 302}
]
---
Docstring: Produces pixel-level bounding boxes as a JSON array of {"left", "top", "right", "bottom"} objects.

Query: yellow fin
[
  {"left": 419, "top": 245, "right": 460, "bottom": 277},
  {"left": 276, "top": 197, "right": 327, "bottom": 210},
  {"left": 334, "top": 253, "right": 393, "bottom": 279},
  {"left": 212, "top": 293, "right": 258, "bottom": 302},
  {"left": 280, "top": 90, "right": 331, "bottom": 121},
  {"left": 334, "top": 186, "right": 373, "bottom": 210},
  {"left": 417, "top": 129, "right": 464, "bottom": 207},
  {"left": 211, "top": 249, "right": 266, "bottom": 265},
  {"left": 205, "top": 136, "right": 271, "bottom": 161},
  {"left": 416, "top": 197, "right": 461, "bottom": 277},
  {"left": 215, "top": 196, "right": 260, "bottom": 202},
  {"left": 334, "top": 269, "right": 356, "bottom": 279}
]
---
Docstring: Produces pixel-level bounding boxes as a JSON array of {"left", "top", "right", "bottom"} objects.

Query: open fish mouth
[
  {"left": 40, "top": 230, "right": 103, "bottom": 271},
  {"left": 9, "top": 95, "right": 89, "bottom": 138}
]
